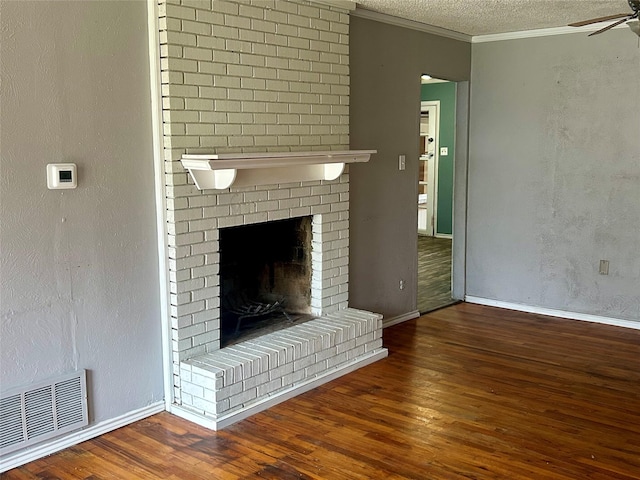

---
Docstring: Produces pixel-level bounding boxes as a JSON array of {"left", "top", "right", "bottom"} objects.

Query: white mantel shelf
[{"left": 181, "top": 150, "right": 376, "bottom": 190}]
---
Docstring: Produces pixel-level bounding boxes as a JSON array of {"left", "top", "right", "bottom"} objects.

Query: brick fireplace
[
  {"left": 158, "top": 0, "right": 387, "bottom": 428},
  {"left": 174, "top": 174, "right": 386, "bottom": 428}
]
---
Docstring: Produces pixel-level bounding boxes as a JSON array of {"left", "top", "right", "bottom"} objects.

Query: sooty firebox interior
[{"left": 219, "top": 216, "right": 313, "bottom": 347}]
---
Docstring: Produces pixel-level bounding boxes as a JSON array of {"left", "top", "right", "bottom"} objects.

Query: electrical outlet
[
  {"left": 399, "top": 279, "right": 405, "bottom": 290},
  {"left": 440, "top": 147, "right": 448, "bottom": 156},
  {"left": 599, "top": 260, "right": 609, "bottom": 275},
  {"left": 398, "top": 155, "right": 406, "bottom": 171}
]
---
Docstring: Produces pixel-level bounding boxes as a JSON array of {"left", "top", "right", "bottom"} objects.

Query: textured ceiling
[{"left": 354, "top": 0, "right": 634, "bottom": 36}]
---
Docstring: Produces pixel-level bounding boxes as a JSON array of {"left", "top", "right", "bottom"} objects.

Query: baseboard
[
  {"left": 170, "top": 348, "right": 389, "bottom": 430},
  {"left": 383, "top": 310, "right": 420, "bottom": 328},
  {"left": 465, "top": 296, "right": 640, "bottom": 331},
  {"left": 0, "top": 401, "right": 165, "bottom": 473},
  {"left": 435, "top": 233, "right": 452, "bottom": 239}
]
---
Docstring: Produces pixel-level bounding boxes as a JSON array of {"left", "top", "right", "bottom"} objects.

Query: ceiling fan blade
[
  {"left": 588, "top": 16, "right": 632, "bottom": 35},
  {"left": 568, "top": 13, "right": 630, "bottom": 27}
]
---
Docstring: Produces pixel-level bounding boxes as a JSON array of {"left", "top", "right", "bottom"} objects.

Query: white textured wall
[
  {"left": 0, "top": 0, "right": 163, "bottom": 423},
  {"left": 468, "top": 31, "right": 640, "bottom": 321}
]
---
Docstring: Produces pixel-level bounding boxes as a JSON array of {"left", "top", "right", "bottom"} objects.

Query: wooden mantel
[{"left": 180, "top": 150, "right": 376, "bottom": 190}]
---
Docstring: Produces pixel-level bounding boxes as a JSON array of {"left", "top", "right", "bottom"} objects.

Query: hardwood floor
[
  {"left": 417, "top": 235, "right": 454, "bottom": 313},
  {"left": 5, "top": 303, "right": 640, "bottom": 479}
]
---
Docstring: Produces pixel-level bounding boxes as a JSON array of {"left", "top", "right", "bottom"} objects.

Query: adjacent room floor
[
  {"left": 6, "top": 303, "right": 639, "bottom": 479},
  {"left": 417, "top": 235, "right": 455, "bottom": 313}
]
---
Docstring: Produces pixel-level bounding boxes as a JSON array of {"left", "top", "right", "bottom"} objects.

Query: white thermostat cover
[{"left": 47, "top": 163, "right": 77, "bottom": 189}]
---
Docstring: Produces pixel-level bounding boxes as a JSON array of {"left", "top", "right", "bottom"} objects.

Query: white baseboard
[
  {"left": 383, "top": 310, "right": 420, "bottom": 328},
  {"left": 465, "top": 296, "right": 640, "bottom": 331},
  {"left": 435, "top": 233, "right": 452, "bottom": 239},
  {"left": 0, "top": 401, "right": 165, "bottom": 473},
  {"left": 170, "top": 348, "right": 389, "bottom": 431}
]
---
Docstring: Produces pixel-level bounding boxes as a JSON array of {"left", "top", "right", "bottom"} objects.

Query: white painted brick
[
  {"left": 282, "top": 369, "right": 306, "bottom": 387},
  {"left": 347, "top": 344, "right": 366, "bottom": 361},
  {"left": 239, "top": 4, "right": 263, "bottom": 20},
  {"left": 242, "top": 212, "right": 268, "bottom": 224},
  {"left": 196, "top": 9, "right": 223, "bottom": 25},
  {"left": 268, "top": 209, "right": 291, "bottom": 221},
  {"left": 255, "top": 200, "right": 279, "bottom": 212},
  {"left": 251, "top": 18, "right": 277, "bottom": 33},
  {"left": 229, "top": 203, "right": 256, "bottom": 216},
  {"left": 181, "top": 380, "right": 204, "bottom": 398},
  {"left": 211, "top": 0, "right": 238, "bottom": 15},
  {"left": 257, "top": 378, "right": 282, "bottom": 397},
  {"left": 268, "top": 362, "right": 294, "bottom": 381},
  {"left": 224, "top": 347, "right": 263, "bottom": 375},
  {"left": 233, "top": 344, "right": 272, "bottom": 370},
  {"left": 180, "top": 367, "right": 192, "bottom": 383},
  {"left": 242, "top": 371, "right": 270, "bottom": 390},
  {"left": 191, "top": 332, "right": 219, "bottom": 346},
  {"left": 305, "top": 359, "right": 328, "bottom": 377},
  {"left": 228, "top": 388, "right": 257, "bottom": 409},
  {"left": 326, "top": 351, "right": 348, "bottom": 369},
  {"left": 204, "top": 295, "right": 220, "bottom": 310},
  {"left": 216, "top": 215, "right": 244, "bottom": 228},
  {"left": 191, "top": 286, "right": 218, "bottom": 302},
  {"left": 191, "top": 264, "right": 219, "bottom": 279},
  {"left": 190, "top": 362, "right": 224, "bottom": 381},
  {"left": 290, "top": 206, "right": 311, "bottom": 217},
  {"left": 315, "top": 346, "right": 337, "bottom": 362},
  {"left": 259, "top": 339, "right": 294, "bottom": 364},
  {"left": 166, "top": 4, "right": 196, "bottom": 21},
  {"left": 365, "top": 338, "right": 384, "bottom": 352},
  {"left": 210, "top": 380, "right": 243, "bottom": 401},
  {"left": 293, "top": 354, "right": 315, "bottom": 372}
]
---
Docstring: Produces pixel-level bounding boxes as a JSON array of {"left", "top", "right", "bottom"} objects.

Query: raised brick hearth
[{"left": 180, "top": 308, "right": 383, "bottom": 428}]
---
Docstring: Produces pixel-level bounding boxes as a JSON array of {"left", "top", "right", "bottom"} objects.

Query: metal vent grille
[{"left": 0, "top": 370, "right": 88, "bottom": 455}]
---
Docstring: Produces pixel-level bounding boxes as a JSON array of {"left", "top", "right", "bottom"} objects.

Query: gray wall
[
  {"left": 349, "top": 17, "right": 471, "bottom": 318},
  {"left": 0, "top": 0, "right": 164, "bottom": 428},
  {"left": 468, "top": 31, "right": 640, "bottom": 322}
]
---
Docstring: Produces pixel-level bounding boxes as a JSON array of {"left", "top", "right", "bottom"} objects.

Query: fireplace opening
[{"left": 219, "top": 216, "right": 314, "bottom": 347}]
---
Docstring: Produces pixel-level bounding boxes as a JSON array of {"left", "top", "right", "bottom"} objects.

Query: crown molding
[
  {"left": 472, "top": 22, "right": 631, "bottom": 43},
  {"left": 351, "top": 7, "right": 472, "bottom": 43},
  {"left": 310, "top": 0, "right": 355, "bottom": 11},
  {"left": 350, "top": 7, "right": 633, "bottom": 44}
]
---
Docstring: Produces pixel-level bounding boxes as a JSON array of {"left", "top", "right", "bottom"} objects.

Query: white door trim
[{"left": 419, "top": 101, "right": 440, "bottom": 236}]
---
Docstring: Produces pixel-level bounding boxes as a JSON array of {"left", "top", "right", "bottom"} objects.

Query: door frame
[{"left": 418, "top": 101, "right": 440, "bottom": 236}]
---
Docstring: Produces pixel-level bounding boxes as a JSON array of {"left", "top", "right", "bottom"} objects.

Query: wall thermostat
[{"left": 47, "top": 163, "right": 77, "bottom": 189}]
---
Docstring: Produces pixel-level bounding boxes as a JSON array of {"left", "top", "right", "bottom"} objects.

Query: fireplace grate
[{"left": 227, "top": 298, "right": 292, "bottom": 334}]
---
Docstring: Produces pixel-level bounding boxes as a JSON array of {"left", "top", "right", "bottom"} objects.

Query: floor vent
[{"left": 0, "top": 370, "right": 88, "bottom": 455}]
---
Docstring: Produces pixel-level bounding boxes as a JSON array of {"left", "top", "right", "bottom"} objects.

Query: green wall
[{"left": 421, "top": 82, "right": 456, "bottom": 235}]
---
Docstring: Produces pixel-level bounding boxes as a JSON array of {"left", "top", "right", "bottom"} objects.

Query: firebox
[{"left": 219, "top": 216, "right": 313, "bottom": 346}]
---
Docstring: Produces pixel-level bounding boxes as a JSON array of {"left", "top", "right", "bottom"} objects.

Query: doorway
[{"left": 417, "top": 75, "right": 456, "bottom": 314}]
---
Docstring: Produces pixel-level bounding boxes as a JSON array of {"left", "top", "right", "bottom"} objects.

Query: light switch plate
[{"left": 398, "top": 155, "right": 406, "bottom": 171}]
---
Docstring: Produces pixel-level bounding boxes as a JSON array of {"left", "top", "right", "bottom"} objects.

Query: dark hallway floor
[{"left": 417, "top": 235, "right": 454, "bottom": 313}]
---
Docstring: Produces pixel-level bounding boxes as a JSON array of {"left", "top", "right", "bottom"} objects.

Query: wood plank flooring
[
  {"left": 417, "top": 235, "right": 454, "bottom": 313},
  {"left": 5, "top": 303, "right": 640, "bottom": 479}
]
